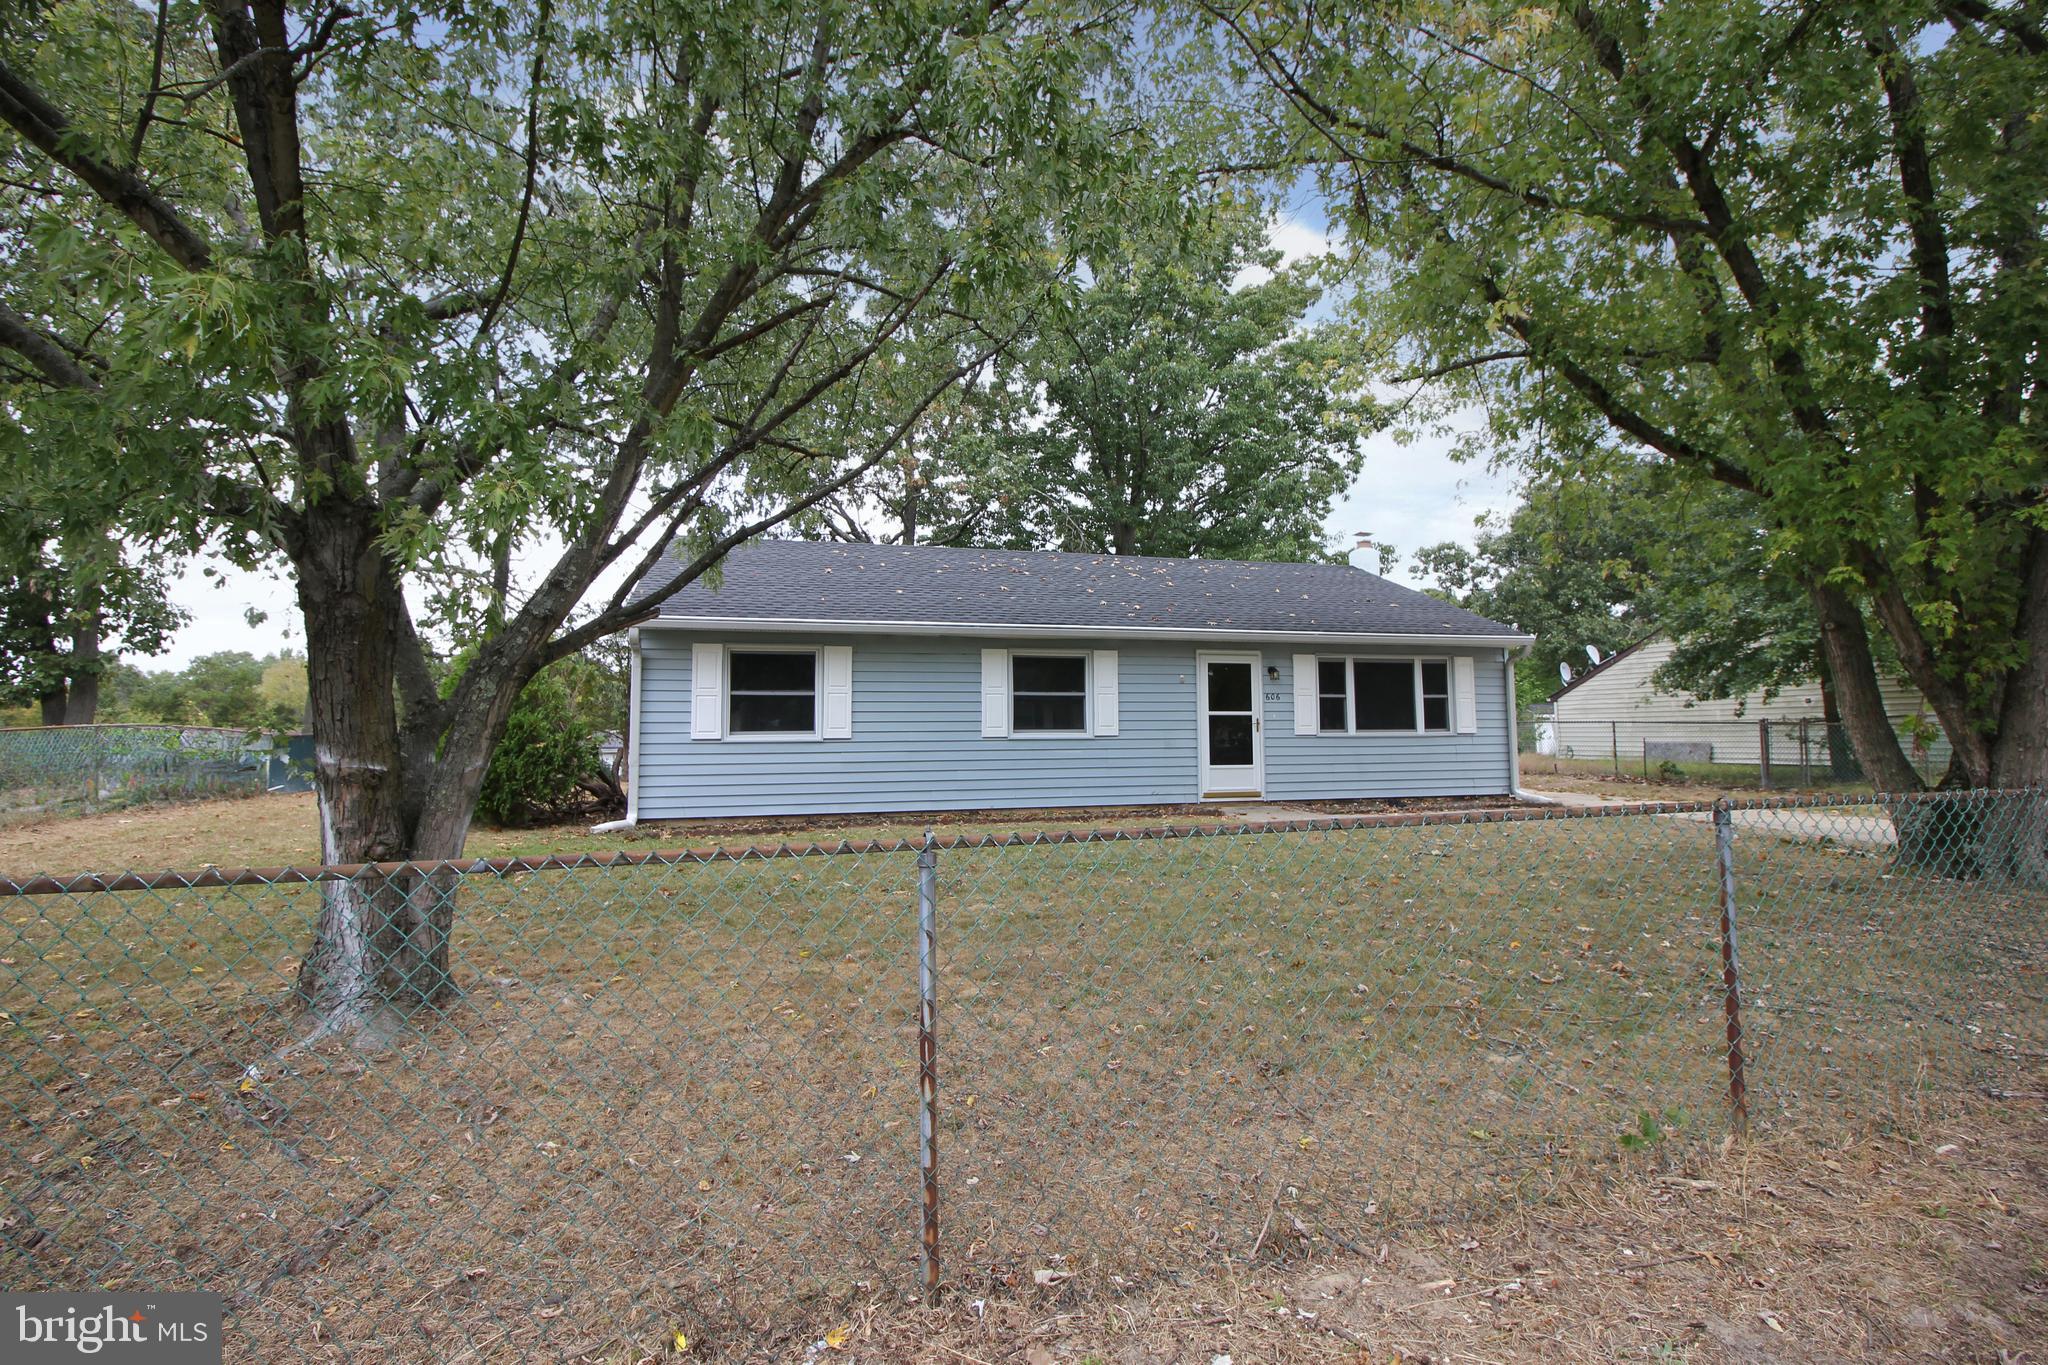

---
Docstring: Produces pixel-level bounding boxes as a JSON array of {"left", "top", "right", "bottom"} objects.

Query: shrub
[{"left": 477, "top": 670, "right": 600, "bottom": 827}]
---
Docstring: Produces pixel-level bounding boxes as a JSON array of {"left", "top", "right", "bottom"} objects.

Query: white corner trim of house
[
  {"left": 1502, "top": 654, "right": 1557, "bottom": 805},
  {"left": 590, "top": 627, "right": 643, "bottom": 834}
]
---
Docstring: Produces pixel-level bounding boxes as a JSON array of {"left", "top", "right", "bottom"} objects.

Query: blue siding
[
  {"left": 1262, "top": 651, "right": 1513, "bottom": 801},
  {"left": 635, "top": 631, "right": 1512, "bottom": 819}
]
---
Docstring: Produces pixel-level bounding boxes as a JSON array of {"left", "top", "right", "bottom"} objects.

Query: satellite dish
[
  {"left": 1559, "top": 661, "right": 1574, "bottom": 683},
  {"left": 1586, "top": 645, "right": 1602, "bottom": 666}
]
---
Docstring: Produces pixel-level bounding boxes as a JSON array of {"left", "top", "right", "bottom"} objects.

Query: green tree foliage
[
  {"left": 1208, "top": 0, "right": 2048, "bottom": 789},
  {"left": 929, "top": 200, "right": 1370, "bottom": 558},
  {"left": 0, "top": 0, "right": 1145, "bottom": 1023},
  {"left": 1413, "top": 461, "right": 1833, "bottom": 710},
  {"left": 0, "top": 531, "right": 183, "bottom": 725},
  {"left": 1412, "top": 464, "right": 1663, "bottom": 708},
  {"left": 476, "top": 668, "right": 600, "bottom": 828},
  {"left": 94, "top": 649, "right": 309, "bottom": 730},
  {"left": 257, "top": 654, "right": 309, "bottom": 729}
]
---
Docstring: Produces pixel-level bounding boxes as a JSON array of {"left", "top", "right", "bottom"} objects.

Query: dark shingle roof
[{"left": 626, "top": 541, "right": 1527, "bottom": 641}]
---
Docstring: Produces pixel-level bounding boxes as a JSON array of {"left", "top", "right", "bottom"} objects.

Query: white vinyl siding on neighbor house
[
  {"left": 1549, "top": 635, "right": 1950, "bottom": 768},
  {"left": 634, "top": 633, "right": 1514, "bottom": 819}
]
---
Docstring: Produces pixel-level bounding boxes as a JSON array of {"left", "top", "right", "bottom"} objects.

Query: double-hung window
[
  {"left": 1417, "top": 659, "right": 1451, "bottom": 732},
  {"left": 1011, "top": 654, "right": 1088, "bottom": 734},
  {"left": 1316, "top": 660, "right": 1349, "bottom": 732},
  {"left": 727, "top": 650, "right": 817, "bottom": 735},
  {"left": 1316, "top": 657, "right": 1454, "bottom": 734}
]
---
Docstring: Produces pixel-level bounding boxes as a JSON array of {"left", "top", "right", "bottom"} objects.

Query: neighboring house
[
  {"left": 603, "top": 541, "right": 1533, "bottom": 823},
  {"left": 1546, "top": 634, "right": 1948, "bottom": 769}
]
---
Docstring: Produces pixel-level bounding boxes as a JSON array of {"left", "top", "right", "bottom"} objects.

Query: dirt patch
[{"left": 854, "top": 1099, "right": 2048, "bottom": 1363}]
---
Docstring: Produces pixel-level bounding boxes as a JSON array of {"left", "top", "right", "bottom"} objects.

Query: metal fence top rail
[
  {"left": 0, "top": 723, "right": 260, "bottom": 735},
  {"left": 2, "top": 788, "right": 2032, "bottom": 898}
]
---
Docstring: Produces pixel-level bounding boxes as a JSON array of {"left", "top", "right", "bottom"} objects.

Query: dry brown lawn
[
  {"left": 0, "top": 795, "right": 2040, "bottom": 1363},
  {"left": 862, "top": 1095, "right": 2048, "bottom": 1363},
  {"left": 0, "top": 790, "right": 1536, "bottom": 877}
]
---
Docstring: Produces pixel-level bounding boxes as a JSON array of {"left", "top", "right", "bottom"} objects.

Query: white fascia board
[{"left": 634, "top": 613, "right": 1535, "bottom": 650}]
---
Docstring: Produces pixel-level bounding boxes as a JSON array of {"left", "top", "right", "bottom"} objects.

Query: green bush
[{"left": 477, "top": 670, "right": 599, "bottom": 827}]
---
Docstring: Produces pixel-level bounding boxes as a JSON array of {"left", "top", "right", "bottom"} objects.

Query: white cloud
[
  {"left": 1325, "top": 405, "right": 1520, "bottom": 585},
  {"left": 1233, "top": 213, "right": 1336, "bottom": 289}
]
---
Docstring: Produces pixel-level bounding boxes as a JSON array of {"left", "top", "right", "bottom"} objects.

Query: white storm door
[{"left": 1197, "top": 653, "right": 1264, "bottom": 797}]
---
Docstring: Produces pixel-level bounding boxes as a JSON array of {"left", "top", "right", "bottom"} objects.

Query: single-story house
[
  {"left": 602, "top": 541, "right": 1534, "bottom": 824},
  {"left": 1544, "top": 633, "right": 1949, "bottom": 770}
]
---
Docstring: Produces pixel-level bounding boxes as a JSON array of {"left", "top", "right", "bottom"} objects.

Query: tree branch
[
  {"left": 130, "top": 0, "right": 171, "bottom": 165},
  {"left": 1394, "top": 348, "right": 1531, "bottom": 383},
  {"left": 1205, "top": 4, "right": 1710, "bottom": 238},
  {"left": 546, "top": 336, "right": 1007, "bottom": 661},
  {"left": 1942, "top": 0, "right": 2047, "bottom": 54},
  {"left": 0, "top": 303, "right": 103, "bottom": 390},
  {"left": 0, "top": 59, "right": 215, "bottom": 270},
  {"left": 475, "top": 0, "right": 552, "bottom": 341},
  {"left": 1865, "top": 18, "right": 1955, "bottom": 391}
]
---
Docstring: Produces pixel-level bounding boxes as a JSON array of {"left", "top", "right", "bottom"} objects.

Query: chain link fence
[
  {"left": 0, "top": 725, "right": 272, "bottom": 824},
  {"left": 0, "top": 790, "right": 2041, "bottom": 1360},
  {"left": 1521, "top": 714, "right": 1952, "bottom": 789}
]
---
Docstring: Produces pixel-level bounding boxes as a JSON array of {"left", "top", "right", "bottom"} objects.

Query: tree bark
[
  {"left": 900, "top": 459, "right": 920, "bottom": 546},
  {"left": 62, "top": 611, "right": 99, "bottom": 724},
  {"left": 1808, "top": 578, "right": 1923, "bottom": 791},
  {"left": 290, "top": 502, "right": 465, "bottom": 1042},
  {"left": 1815, "top": 650, "right": 1860, "bottom": 781},
  {"left": 1989, "top": 526, "right": 2048, "bottom": 789}
]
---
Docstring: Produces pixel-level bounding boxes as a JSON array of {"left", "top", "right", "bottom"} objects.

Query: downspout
[
  {"left": 591, "top": 626, "right": 643, "bottom": 834},
  {"left": 1505, "top": 651, "right": 1556, "bottom": 805}
]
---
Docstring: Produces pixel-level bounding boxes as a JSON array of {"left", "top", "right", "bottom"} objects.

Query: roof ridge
[{"left": 748, "top": 537, "right": 1371, "bottom": 574}]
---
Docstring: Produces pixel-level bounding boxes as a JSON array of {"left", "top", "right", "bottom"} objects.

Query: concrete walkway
[
  {"left": 1522, "top": 788, "right": 1897, "bottom": 849},
  {"left": 1213, "top": 802, "right": 1330, "bottom": 825}
]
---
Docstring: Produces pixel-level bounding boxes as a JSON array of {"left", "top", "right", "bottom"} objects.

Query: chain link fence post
[
  {"left": 1713, "top": 800, "right": 1750, "bottom": 1137},
  {"left": 917, "top": 829, "right": 941, "bottom": 1307}
]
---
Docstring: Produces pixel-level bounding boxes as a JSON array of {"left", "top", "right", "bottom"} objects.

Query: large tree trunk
[
  {"left": 62, "top": 613, "right": 99, "bottom": 725},
  {"left": 1815, "top": 651, "right": 1859, "bottom": 781},
  {"left": 284, "top": 499, "right": 550, "bottom": 1045},
  {"left": 1989, "top": 526, "right": 2048, "bottom": 790},
  {"left": 37, "top": 686, "right": 66, "bottom": 726},
  {"left": 1808, "top": 578, "right": 1923, "bottom": 791},
  {"left": 290, "top": 505, "right": 462, "bottom": 1043}
]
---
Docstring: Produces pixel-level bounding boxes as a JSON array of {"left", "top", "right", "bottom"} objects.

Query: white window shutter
[
  {"left": 1091, "top": 650, "right": 1119, "bottom": 736},
  {"left": 1292, "top": 654, "right": 1318, "bottom": 735},
  {"left": 819, "top": 646, "right": 853, "bottom": 739},
  {"left": 1453, "top": 655, "right": 1479, "bottom": 734},
  {"left": 690, "top": 643, "right": 725, "bottom": 740},
  {"left": 980, "top": 648, "right": 1009, "bottom": 738}
]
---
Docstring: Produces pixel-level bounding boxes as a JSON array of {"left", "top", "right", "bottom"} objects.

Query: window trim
[
  {"left": 1008, "top": 649, "right": 1092, "bottom": 738},
  {"left": 1314, "top": 655, "right": 1457, "bottom": 736},
  {"left": 724, "top": 645, "right": 822, "bottom": 741},
  {"left": 1315, "top": 658, "right": 1350, "bottom": 734}
]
